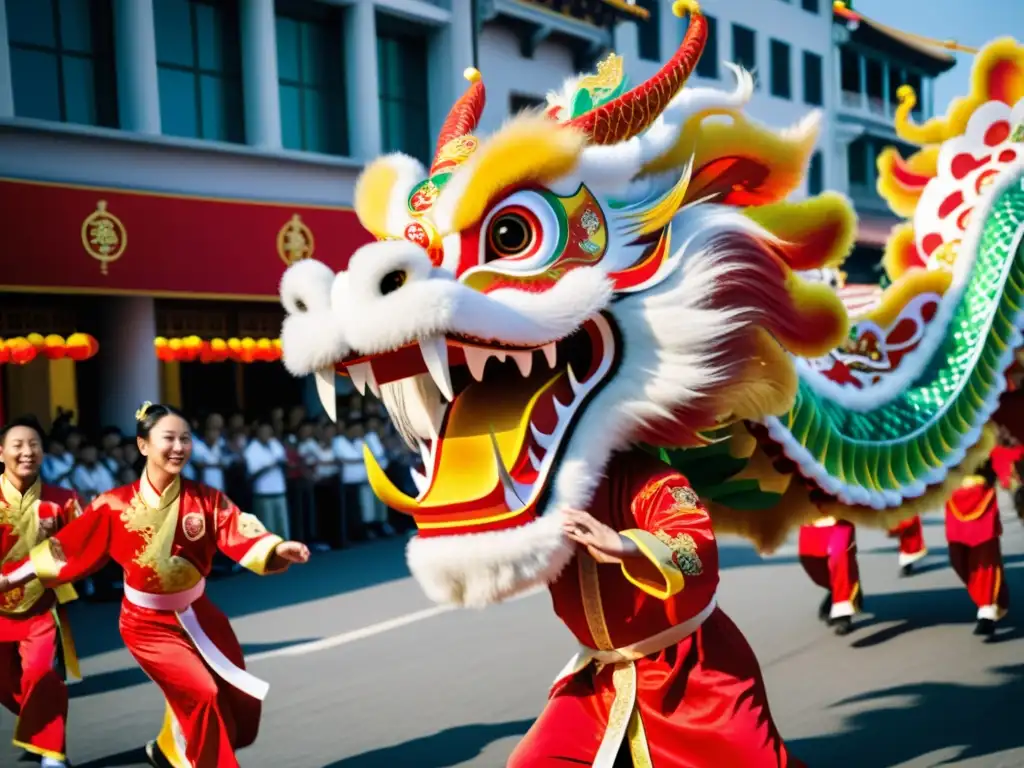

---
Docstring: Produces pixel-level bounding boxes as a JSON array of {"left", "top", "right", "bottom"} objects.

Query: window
[
  {"left": 510, "top": 93, "right": 545, "bottom": 114},
  {"left": 769, "top": 39, "right": 790, "bottom": 99},
  {"left": 6, "top": 0, "right": 117, "bottom": 126},
  {"left": 636, "top": 0, "right": 660, "bottom": 62},
  {"left": 865, "top": 58, "right": 883, "bottom": 113},
  {"left": 803, "top": 51, "right": 823, "bottom": 106},
  {"left": 732, "top": 24, "right": 756, "bottom": 86},
  {"left": 154, "top": 0, "right": 244, "bottom": 143},
  {"left": 847, "top": 138, "right": 867, "bottom": 186},
  {"left": 808, "top": 151, "right": 823, "bottom": 195},
  {"left": 905, "top": 72, "right": 923, "bottom": 119},
  {"left": 276, "top": 2, "right": 348, "bottom": 155},
  {"left": 887, "top": 65, "right": 903, "bottom": 109},
  {"left": 840, "top": 48, "right": 860, "bottom": 93},
  {"left": 801, "top": 0, "right": 819, "bottom": 12},
  {"left": 695, "top": 14, "right": 718, "bottom": 79},
  {"left": 377, "top": 24, "right": 430, "bottom": 166}
]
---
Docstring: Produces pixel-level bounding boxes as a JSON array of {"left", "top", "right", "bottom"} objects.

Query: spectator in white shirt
[
  {"left": 41, "top": 438, "right": 74, "bottom": 490},
  {"left": 334, "top": 421, "right": 383, "bottom": 540},
  {"left": 191, "top": 426, "right": 227, "bottom": 491},
  {"left": 244, "top": 422, "right": 290, "bottom": 540},
  {"left": 286, "top": 421, "right": 321, "bottom": 549},
  {"left": 364, "top": 417, "right": 395, "bottom": 536},
  {"left": 71, "top": 443, "right": 117, "bottom": 503}
]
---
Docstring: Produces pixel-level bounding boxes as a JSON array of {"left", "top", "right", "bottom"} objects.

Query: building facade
[
  {"left": 0, "top": 0, "right": 473, "bottom": 432},
  {"left": 0, "top": 0, "right": 958, "bottom": 431},
  {"left": 829, "top": 2, "right": 955, "bottom": 282}
]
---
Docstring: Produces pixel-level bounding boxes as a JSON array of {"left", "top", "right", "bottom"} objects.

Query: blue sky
[{"left": 854, "top": 0, "right": 1023, "bottom": 113}]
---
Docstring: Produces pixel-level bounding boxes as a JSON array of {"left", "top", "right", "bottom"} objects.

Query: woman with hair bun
[{"left": 0, "top": 402, "right": 310, "bottom": 768}]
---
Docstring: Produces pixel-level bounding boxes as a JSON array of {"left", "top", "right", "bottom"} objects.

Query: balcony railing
[{"left": 840, "top": 90, "right": 923, "bottom": 122}]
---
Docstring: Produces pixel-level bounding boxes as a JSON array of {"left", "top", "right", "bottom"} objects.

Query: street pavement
[{"left": 3, "top": 513, "right": 1023, "bottom": 768}]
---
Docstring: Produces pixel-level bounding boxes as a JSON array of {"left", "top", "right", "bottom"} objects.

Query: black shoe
[
  {"left": 833, "top": 616, "right": 853, "bottom": 636},
  {"left": 818, "top": 593, "right": 832, "bottom": 623},
  {"left": 145, "top": 741, "right": 173, "bottom": 768},
  {"left": 974, "top": 618, "right": 996, "bottom": 636},
  {"left": 900, "top": 563, "right": 913, "bottom": 577}
]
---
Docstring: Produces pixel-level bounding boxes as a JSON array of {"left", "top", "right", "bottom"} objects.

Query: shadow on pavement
[
  {"left": 788, "top": 664, "right": 1024, "bottom": 767},
  {"left": 68, "top": 538, "right": 413, "bottom": 659},
  {"left": 326, "top": 719, "right": 534, "bottom": 768},
  {"left": 849, "top": 555, "right": 1024, "bottom": 648},
  {"left": 73, "top": 746, "right": 147, "bottom": 767},
  {"left": 69, "top": 638, "right": 318, "bottom": 699},
  {"left": 718, "top": 544, "right": 799, "bottom": 570}
]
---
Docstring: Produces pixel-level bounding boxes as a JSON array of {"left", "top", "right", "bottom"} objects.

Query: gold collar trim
[
  {"left": 140, "top": 471, "right": 181, "bottom": 510},
  {"left": 0, "top": 474, "right": 41, "bottom": 512}
]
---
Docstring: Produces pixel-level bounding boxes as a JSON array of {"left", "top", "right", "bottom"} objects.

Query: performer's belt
[
  {"left": 123, "top": 578, "right": 269, "bottom": 701},
  {"left": 552, "top": 596, "right": 718, "bottom": 768}
]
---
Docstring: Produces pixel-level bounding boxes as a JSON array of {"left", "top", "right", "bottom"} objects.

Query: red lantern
[
  {"left": 0, "top": 340, "right": 9, "bottom": 364},
  {"left": 25, "top": 333, "right": 45, "bottom": 350},
  {"left": 210, "top": 338, "right": 229, "bottom": 362},
  {"left": 9, "top": 337, "right": 36, "bottom": 365},
  {"left": 42, "top": 334, "right": 66, "bottom": 360},
  {"left": 67, "top": 333, "right": 98, "bottom": 362}
]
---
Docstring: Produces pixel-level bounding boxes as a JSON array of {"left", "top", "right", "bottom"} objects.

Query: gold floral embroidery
[
  {"left": 36, "top": 515, "right": 58, "bottom": 542},
  {"left": 655, "top": 530, "right": 703, "bottom": 576},
  {"left": 634, "top": 476, "right": 674, "bottom": 508},
  {"left": 669, "top": 486, "right": 699, "bottom": 510},
  {"left": 121, "top": 491, "right": 200, "bottom": 592},
  {"left": 49, "top": 539, "right": 67, "bottom": 569},
  {"left": 235, "top": 513, "right": 268, "bottom": 539}
]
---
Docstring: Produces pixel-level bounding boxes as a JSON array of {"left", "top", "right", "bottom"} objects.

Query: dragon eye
[
  {"left": 477, "top": 191, "right": 561, "bottom": 274},
  {"left": 488, "top": 210, "right": 536, "bottom": 258}
]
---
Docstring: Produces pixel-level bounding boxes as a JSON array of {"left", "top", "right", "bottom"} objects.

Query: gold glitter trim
[{"left": 577, "top": 556, "right": 613, "bottom": 650}]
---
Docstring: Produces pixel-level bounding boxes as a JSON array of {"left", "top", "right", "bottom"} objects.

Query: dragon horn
[
  {"left": 430, "top": 68, "right": 486, "bottom": 175},
  {"left": 564, "top": 0, "right": 708, "bottom": 144}
]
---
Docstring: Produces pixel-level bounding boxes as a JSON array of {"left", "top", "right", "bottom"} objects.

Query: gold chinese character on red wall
[
  {"left": 81, "top": 200, "right": 127, "bottom": 275},
  {"left": 277, "top": 214, "right": 315, "bottom": 266}
]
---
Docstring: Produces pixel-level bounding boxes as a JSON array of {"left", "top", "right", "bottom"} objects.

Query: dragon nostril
[
  {"left": 294, "top": 298, "right": 308, "bottom": 313},
  {"left": 379, "top": 270, "right": 408, "bottom": 296}
]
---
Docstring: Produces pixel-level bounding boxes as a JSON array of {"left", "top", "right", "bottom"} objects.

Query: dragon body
[{"left": 278, "top": 3, "right": 1024, "bottom": 603}]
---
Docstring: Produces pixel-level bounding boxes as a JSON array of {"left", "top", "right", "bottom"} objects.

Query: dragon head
[{"left": 279, "top": 0, "right": 852, "bottom": 606}]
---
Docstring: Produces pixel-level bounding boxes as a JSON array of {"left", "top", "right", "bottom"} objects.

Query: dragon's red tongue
[{"left": 365, "top": 371, "right": 562, "bottom": 517}]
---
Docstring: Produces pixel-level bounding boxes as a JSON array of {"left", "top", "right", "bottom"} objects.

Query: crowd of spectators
[{"left": 30, "top": 394, "right": 419, "bottom": 599}]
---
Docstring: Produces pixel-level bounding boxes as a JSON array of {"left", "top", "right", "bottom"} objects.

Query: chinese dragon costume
[{"left": 278, "top": 0, "right": 1024, "bottom": 761}]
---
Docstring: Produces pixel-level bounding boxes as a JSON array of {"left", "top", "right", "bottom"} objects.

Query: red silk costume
[
  {"left": 798, "top": 518, "right": 861, "bottom": 619},
  {"left": 0, "top": 476, "right": 80, "bottom": 762},
  {"left": 509, "top": 452, "right": 799, "bottom": 768},
  {"left": 24, "top": 474, "right": 286, "bottom": 768},
  {"left": 888, "top": 516, "right": 927, "bottom": 568},
  {"left": 945, "top": 474, "right": 1009, "bottom": 621}
]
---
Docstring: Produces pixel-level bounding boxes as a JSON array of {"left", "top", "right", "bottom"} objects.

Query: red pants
[
  {"left": 799, "top": 521, "right": 861, "bottom": 618},
  {"left": 0, "top": 610, "right": 68, "bottom": 760},
  {"left": 508, "top": 608, "right": 801, "bottom": 767},
  {"left": 119, "top": 596, "right": 260, "bottom": 768},
  {"left": 890, "top": 516, "right": 927, "bottom": 566},
  {"left": 948, "top": 538, "right": 1010, "bottom": 620}
]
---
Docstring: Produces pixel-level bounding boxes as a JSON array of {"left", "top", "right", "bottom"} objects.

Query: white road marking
[{"left": 247, "top": 586, "right": 546, "bottom": 663}]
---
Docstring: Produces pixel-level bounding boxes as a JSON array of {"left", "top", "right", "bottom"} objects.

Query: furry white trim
[
  {"left": 406, "top": 510, "right": 574, "bottom": 608},
  {"left": 279, "top": 259, "right": 348, "bottom": 376},
  {"left": 796, "top": 158, "right": 1024, "bottom": 412},
  {"left": 543, "top": 206, "right": 762, "bottom": 514},
  {"left": 977, "top": 604, "right": 1005, "bottom": 621},
  {"left": 341, "top": 241, "right": 614, "bottom": 355}
]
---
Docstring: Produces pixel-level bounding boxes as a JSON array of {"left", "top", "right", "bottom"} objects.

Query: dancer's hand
[
  {"left": 562, "top": 509, "right": 639, "bottom": 564},
  {"left": 270, "top": 541, "right": 310, "bottom": 571}
]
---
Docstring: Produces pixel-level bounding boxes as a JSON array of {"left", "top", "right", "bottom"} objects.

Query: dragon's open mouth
[{"left": 327, "top": 314, "right": 619, "bottom": 536}]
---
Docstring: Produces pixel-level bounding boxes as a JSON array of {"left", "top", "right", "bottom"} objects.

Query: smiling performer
[
  {"left": 277, "top": 8, "right": 1024, "bottom": 768},
  {"left": 0, "top": 418, "right": 81, "bottom": 768},
  {"left": 0, "top": 403, "right": 310, "bottom": 768}
]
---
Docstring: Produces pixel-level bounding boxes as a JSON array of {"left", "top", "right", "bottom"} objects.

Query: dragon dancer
[
  {"left": 0, "top": 403, "right": 310, "bottom": 768},
  {"left": 0, "top": 417, "right": 81, "bottom": 768},
  {"left": 278, "top": 6, "right": 1023, "bottom": 766},
  {"left": 797, "top": 516, "right": 862, "bottom": 635}
]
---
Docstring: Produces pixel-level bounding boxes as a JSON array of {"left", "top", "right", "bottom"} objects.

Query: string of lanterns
[
  {"left": 154, "top": 337, "right": 283, "bottom": 363},
  {"left": 0, "top": 334, "right": 100, "bottom": 365}
]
